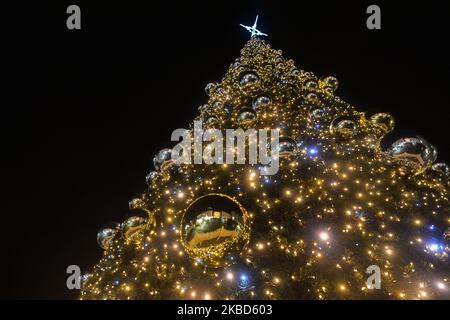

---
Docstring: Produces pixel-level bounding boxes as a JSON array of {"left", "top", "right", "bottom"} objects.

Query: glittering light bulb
[
  {"left": 437, "top": 282, "right": 446, "bottom": 290},
  {"left": 319, "top": 232, "right": 329, "bottom": 241}
]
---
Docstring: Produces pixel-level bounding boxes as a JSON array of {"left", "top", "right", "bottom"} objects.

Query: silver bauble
[
  {"left": 252, "top": 95, "right": 272, "bottom": 110},
  {"left": 303, "top": 80, "right": 318, "bottom": 89},
  {"left": 310, "top": 107, "right": 324, "bottom": 119},
  {"left": 275, "top": 136, "right": 297, "bottom": 157},
  {"left": 153, "top": 148, "right": 173, "bottom": 171},
  {"left": 237, "top": 108, "right": 257, "bottom": 126},
  {"left": 432, "top": 162, "right": 450, "bottom": 176},
  {"left": 145, "top": 171, "right": 159, "bottom": 185},
  {"left": 205, "top": 116, "right": 218, "bottom": 127},
  {"left": 387, "top": 137, "right": 437, "bottom": 169},
  {"left": 205, "top": 83, "right": 216, "bottom": 96},
  {"left": 97, "top": 227, "right": 118, "bottom": 250},
  {"left": 238, "top": 71, "right": 260, "bottom": 87}
]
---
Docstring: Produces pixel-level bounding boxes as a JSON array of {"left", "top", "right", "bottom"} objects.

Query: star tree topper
[{"left": 240, "top": 15, "right": 268, "bottom": 38}]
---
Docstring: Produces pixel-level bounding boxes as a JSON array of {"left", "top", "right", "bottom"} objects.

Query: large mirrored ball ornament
[
  {"left": 330, "top": 116, "right": 358, "bottom": 138},
  {"left": 205, "top": 83, "right": 217, "bottom": 96},
  {"left": 97, "top": 227, "right": 118, "bottom": 250},
  {"left": 370, "top": 112, "right": 395, "bottom": 134},
  {"left": 432, "top": 162, "right": 450, "bottom": 176},
  {"left": 120, "top": 216, "right": 148, "bottom": 242},
  {"left": 153, "top": 148, "right": 174, "bottom": 171},
  {"left": 238, "top": 71, "right": 260, "bottom": 88},
  {"left": 275, "top": 136, "right": 297, "bottom": 157},
  {"left": 237, "top": 108, "right": 257, "bottom": 126},
  {"left": 181, "top": 194, "right": 249, "bottom": 267},
  {"left": 387, "top": 137, "right": 437, "bottom": 171},
  {"left": 252, "top": 95, "right": 272, "bottom": 110}
]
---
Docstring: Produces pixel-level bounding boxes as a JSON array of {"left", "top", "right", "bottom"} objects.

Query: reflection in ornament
[
  {"left": 432, "top": 162, "right": 450, "bottom": 176},
  {"left": 330, "top": 116, "right": 358, "bottom": 138},
  {"left": 238, "top": 273, "right": 252, "bottom": 290},
  {"left": 253, "top": 95, "right": 272, "bottom": 110},
  {"left": 237, "top": 108, "right": 257, "bottom": 126},
  {"left": 239, "top": 71, "right": 260, "bottom": 88},
  {"left": 386, "top": 137, "right": 437, "bottom": 170},
  {"left": 121, "top": 216, "right": 148, "bottom": 243},
  {"left": 181, "top": 194, "right": 249, "bottom": 267},
  {"left": 205, "top": 116, "right": 218, "bottom": 127},
  {"left": 310, "top": 107, "right": 324, "bottom": 119},
  {"left": 205, "top": 83, "right": 216, "bottom": 96},
  {"left": 303, "top": 80, "right": 318, "bottom": 89},
  {"left": 370, "top": 113, "right": 395, "bottom": 134},
  {"left": 97, "top": 227, "right": 118, "bottom": 250},
  {"left": 319, "top": 76, "right": 339, "bottom": 92},
  {"left": 305, "top": 92, "right": 318, "bottom": 102},
  {"left": 153, "top": 148, "right": 174, "bottom": 171},
  {"left": 145, "top": 171, "right": 158, "bottom": 185},
  {"left": 275, "top": 136, "right": 297, "bottom": 157}
]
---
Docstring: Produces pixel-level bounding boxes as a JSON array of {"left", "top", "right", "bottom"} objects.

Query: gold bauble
[
  {"left": 330, "top": 115, "right": 358, "bottom": 138},
  {"left": 319, "top": 76, "right": 339, "bottom": 92},
  {"left": 181, "top": 194, "right": 250, "bottom": 267},
  {"left": 370, "top": 112, "right": 395, "bottom": 134},
  {"left": 120, "top": 216, "right": 148, "bottom": 243}
]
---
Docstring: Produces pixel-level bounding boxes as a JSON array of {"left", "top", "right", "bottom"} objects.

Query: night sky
[{"left": 4, "top": 1, "right": 450, "bottom": 299}]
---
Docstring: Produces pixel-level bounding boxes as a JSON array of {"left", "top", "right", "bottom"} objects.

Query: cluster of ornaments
[
  {"left": 85, "top": 38, "right": 449, "bottom": 299},
  {"left": 96, "top": 38, "right": 450, "bottom": 263}
]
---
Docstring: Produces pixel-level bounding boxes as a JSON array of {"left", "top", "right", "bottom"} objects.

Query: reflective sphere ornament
[
  {"left": 319, "top": 76, "right": 339, "bottom": 92},
  {"left": 330, "top": 116, "right": 358, "bottom": 138},
  {"left": 205, "top": 83, "right": 217, "bottom": 96},
  {"left": 238, "top": 71, "right": 260, "bottom": 88},
  {"left": 153, "top": 148, "right": 174, "bottom": 171},
  {"left": 181, "top": 194, "right": 249, "bottom": 267},
  {"left": 252, "top": 95, "right": 272, "bottom": 110},
  {"left": 275, "top": 136, "right": 297, "bottom": 157},
  {"left": 145, "top": 171, "right": 159, "bottom": 186},
  {"left": 431, "top": 162, "right": 450, "bottom": 176},
  {"left": 237, "top": 108, "right": 257, "bottom": 126},
  {"left": 205, "top": 116, "right": 218, "bottom": 127},
  {"left": 97, "top": 227, "right": 118, "bottom": 250},
  {"left": 310, "top": 107, "right": 324, "bottom": 119},
  {"left": 129, "top": 198, "right": 145, "bottom": 211},
  {"left": 386, "top": 137, "right": 437, "bottom": 171},
  {"left": 370, "top": 113, "right": 395, "bottom": 134},
  {"left": 121, "top": 216, "right": 148, "bottom": 243},
  {"left": 303, "top": 80, "right": 318, "bottom": 89}
]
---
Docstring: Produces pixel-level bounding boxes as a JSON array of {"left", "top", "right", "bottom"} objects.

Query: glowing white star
[{"left": 240, "top": 15, "right": 268, "bottom": 38}]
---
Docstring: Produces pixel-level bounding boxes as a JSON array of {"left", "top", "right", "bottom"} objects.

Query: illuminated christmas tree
[{"left": 81, "top": 19, "right": 450, "bottom": 300}]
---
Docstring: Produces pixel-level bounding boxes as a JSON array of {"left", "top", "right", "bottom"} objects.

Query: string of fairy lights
[{"left": 81, "top": 38, "right": 449, "bottom": 300}]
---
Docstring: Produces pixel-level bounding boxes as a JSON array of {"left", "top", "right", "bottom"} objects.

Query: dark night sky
[{"left": 4, "top": 1, "right": 450, "bottom": 299}]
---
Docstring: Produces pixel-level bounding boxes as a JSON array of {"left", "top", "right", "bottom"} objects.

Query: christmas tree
[{"left": 81, "top": 20, "right": 450, "bottom": 300}]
